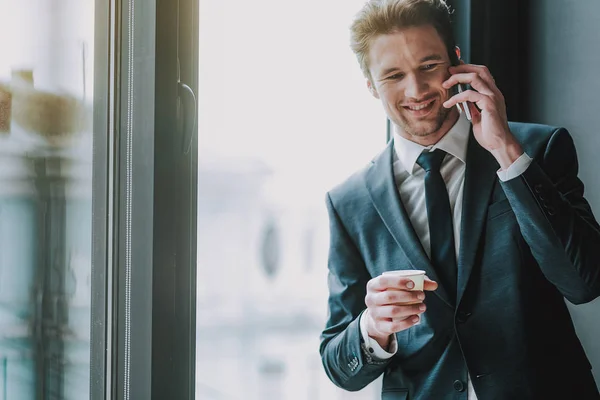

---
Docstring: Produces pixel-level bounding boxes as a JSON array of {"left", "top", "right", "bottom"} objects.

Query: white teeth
[{"left": 407, "top": 100, "right": 433, "bottom": 111}]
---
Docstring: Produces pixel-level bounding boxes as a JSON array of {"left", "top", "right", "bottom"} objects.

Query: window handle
[{"left": 178, "top": 82, "right": 197, "bottom": 154}]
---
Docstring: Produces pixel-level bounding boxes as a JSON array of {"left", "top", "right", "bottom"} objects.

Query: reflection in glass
[
  {"left": 0, "top": 1, "right": 94, "bottom": 398},
  {"left": 196, "top": 0, "right": 386, "bottom": 398}
]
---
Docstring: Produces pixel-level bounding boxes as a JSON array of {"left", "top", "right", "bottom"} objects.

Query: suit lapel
[
  {"left": 365, "top": 141, "right": 453, "bottom": 308},
  {"left": 456, "top": 133, "right": 500, "bottom": 304}
]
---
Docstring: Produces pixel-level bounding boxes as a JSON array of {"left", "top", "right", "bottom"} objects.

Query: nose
[{"left": 404, "top": 74, "right": 429, "bottom": 100}]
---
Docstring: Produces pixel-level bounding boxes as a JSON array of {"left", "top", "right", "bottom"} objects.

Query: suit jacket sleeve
[
  {"left": 319, "top": 192, "right": 390, "bottom": 391},
  {"left": 501, "top": 127, "right": 600, "bottom": 304}
]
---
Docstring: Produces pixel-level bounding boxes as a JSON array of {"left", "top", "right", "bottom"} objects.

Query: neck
[{"left": 395, "top": 108, "right": 460, "bottom": 146}]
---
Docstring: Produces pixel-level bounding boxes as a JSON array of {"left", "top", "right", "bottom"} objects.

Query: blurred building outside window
[
  {"left": 196, "top": 1, "right": 387, "bottom": 399},
  {"left": 0, "top": 1, "right": 94, "bottom": 399}
]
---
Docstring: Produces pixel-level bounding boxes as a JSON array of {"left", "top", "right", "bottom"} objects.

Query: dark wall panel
[
  {"left": 528, "top": 0, "right": 600, "bottom": 388},
  {"left": 449, "top": 0, "right": 531, "bottom": 122}
]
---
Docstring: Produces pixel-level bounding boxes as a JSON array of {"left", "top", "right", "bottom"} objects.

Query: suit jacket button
[
  {"left": 453, "top": 380, "right": 465, "bottom": 392},
  {"left": 456, "top": 311, "right": 471, "bottom": 324},
  {"left": 534, "top": 184, "right": 543, "bottom": 193}
]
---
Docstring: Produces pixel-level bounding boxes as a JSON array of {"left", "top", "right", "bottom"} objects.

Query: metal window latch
[
  {"left": 178, "top": 82, "right": 196, "bottom": 154},
  {"left": 177, "top": 57, "right": 197, "bottom": 154}
]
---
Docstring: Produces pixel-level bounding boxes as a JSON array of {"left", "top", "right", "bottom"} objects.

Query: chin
[
  {"left": 403, "top": 119, "right": 443, "bottom": 138},
  {"left": 407, "top": 109, "right": 452, "bottom": 137}
]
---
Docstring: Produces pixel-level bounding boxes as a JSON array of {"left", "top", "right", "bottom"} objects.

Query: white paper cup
[{"left": 381, "top": 270, "right": 426, "bottom": 291}]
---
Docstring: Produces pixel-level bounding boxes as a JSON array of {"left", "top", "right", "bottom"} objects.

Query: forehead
[{"left": 368, "top": 25, "right": 448, "bottom": 77}]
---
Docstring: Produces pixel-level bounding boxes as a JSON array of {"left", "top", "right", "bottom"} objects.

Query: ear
[
  {"left": 454, "top": 46, "right": 461, "bottom": 61},
  {"left": 367, "top": 79, "right": 380, "bottom": 99}
]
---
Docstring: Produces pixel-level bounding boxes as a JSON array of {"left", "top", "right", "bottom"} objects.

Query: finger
[
  {"left": 366, "top": 289, "right": 425, "bottom": 307},
  {"left": 443, "top": 89, "right": 492, "bottom": 112},
  {"left": 442, "top": 72, "right": 495, "bottom": 97},
  {"left": 371, "top": 303, "right": 426, "bottom": 320},
  {"left": 423, "top": 278, "right": 439, "bottom": 292},
  {"left": 448, "top": 63, "right": 497, "bottom": 92},
  {"left": 467, "top": 101, "right": 482, "bottom": 123},
  {"left": 366, "top": 275, "right": 387, "bottom": 292},
  {"left": 376, "top": 314, "right": 421, "bottom": 334},
  {"left": 370, "top": 275, "right": 421, "bottom": 292}
]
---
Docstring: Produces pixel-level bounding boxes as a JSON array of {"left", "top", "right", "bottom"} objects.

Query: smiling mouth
[{"left": 402, "top": 98, "right": 436, "bottom": 116}]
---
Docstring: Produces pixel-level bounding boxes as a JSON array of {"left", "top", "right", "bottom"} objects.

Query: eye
[
  {"left": 421, "top": 64, "right": 437, "bottom": 71},
  {"left": 387, "top": 73, "right": 404, "bottom": 80}
]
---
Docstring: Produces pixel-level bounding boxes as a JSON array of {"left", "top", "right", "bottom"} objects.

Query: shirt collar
[{"left": 392, "top": 112, "right": 471, "bottom": 175}]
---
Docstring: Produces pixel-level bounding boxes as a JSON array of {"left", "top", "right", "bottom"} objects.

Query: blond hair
[{"left": 350, "top": 0, "right": 458, "bottom": 81}]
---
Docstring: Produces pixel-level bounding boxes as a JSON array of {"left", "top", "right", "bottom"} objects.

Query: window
[
  {"left": 0, "top": 1, "right": 96, "bottom": 398},
  {"left": 196, "top": 1, "right": 386, "bottom": 398},
  {"left": 1, "top": 0, "right": 202, "bottom": 398}
]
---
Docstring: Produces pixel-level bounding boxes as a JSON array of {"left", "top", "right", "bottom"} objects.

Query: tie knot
[{"left": 417, "top": 149, "right": 446, "bottom": 172}]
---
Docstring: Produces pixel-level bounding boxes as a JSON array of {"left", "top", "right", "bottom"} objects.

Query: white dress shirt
[{"left": 359, "top": 113, "right": 533, "bottom": 399}]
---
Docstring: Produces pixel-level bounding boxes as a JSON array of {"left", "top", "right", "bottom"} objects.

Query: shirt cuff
[
  {"left": 497, "top": 152, "right": 533, "bottom": 182},
  {"left": 359, "top": 310, "right": 398, "bottom": 360}
]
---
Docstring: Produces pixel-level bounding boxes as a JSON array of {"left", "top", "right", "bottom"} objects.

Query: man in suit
[{"left": 319, "top": 0, "right": 600, "bottom": 398}]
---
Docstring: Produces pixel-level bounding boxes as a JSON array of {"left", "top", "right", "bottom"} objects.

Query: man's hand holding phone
[
  {"left": 442, "top": 63, "right": 524, "bottom": 169},
  {"left": 363, "top": 274, "right": 438, "bottom": 350}
]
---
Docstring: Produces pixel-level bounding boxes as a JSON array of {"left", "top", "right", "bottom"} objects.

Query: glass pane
[
  {"left": 196, "top": 1, "right": 385, "bottom": 398},
  {"left": 0, "top": 1, "right": 95, "bottom": 399}
]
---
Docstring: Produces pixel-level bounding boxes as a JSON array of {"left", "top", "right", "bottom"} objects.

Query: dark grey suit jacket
[{"left": 319, "top": 122, "right": 600, "bottom": 399}]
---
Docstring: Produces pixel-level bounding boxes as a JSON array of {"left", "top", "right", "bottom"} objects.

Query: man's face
[{"left": 367, "top": 25, "right": 457, "bottom": 142}]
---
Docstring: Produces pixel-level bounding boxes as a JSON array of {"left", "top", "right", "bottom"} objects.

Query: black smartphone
[
  {"left": 450, "top": 58, "right": 472, "bottom": 121},
  {"left": 454, "top": 83, "right": 472, "bottom": 121}
]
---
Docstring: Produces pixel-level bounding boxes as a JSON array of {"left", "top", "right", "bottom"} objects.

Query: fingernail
[
  {"left": 419, "top": 304, "right": 426, "bottom": 311},
  {"left": 412, "top": 316, "right": 420, "bottom": 323},
  {"left": 417, "top": 292, "right": 425, "bottom": 300},
  {"left": 406, "top": 281, "right": 414, "bottom": 289}
]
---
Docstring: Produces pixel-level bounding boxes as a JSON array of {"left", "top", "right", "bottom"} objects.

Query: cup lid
[{"left": 381, "top": 269, "right": 426, "bottom": 276}]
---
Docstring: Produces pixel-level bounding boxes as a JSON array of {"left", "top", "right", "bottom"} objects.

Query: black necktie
[{"left": 416, "top": 149, "right": 457, "bottom": 302}]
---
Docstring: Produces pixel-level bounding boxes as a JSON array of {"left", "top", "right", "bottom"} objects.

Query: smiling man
[
  {"left": 367, "top": 24, "right": 457, "bottom": 143},
  {"left": 319, "top": 0, "right": 600, "bottom": 399}
]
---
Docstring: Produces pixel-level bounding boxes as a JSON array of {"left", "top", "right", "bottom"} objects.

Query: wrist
[
  {"left": 490, "top": 134, "right": 523, "bottom": 170},
  {"left": 364, "top": 310, "right": 391, "bottom": 349},
  {"left": 373, "top": 334, "right": 391, "bottom": 351}
]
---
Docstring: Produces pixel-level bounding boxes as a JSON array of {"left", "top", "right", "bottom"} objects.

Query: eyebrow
[
  {"left": 420, "top": 54, "right": 444, "bottom": 63},
  {"left": 378, "top": 54, "right": 445, "bottom": 78}
]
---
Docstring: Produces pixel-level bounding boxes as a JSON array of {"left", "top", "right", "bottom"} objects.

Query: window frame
[
  {"left": 90, "top": 0, "right": 114, "bottom": 397},
  {"left": 91, "top": 0, "right": 198, "bottom": 398}
]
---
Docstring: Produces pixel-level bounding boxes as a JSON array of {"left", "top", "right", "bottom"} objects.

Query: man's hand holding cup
[{"left": 364, "top": 270, "right": 438, "bottom": 350}]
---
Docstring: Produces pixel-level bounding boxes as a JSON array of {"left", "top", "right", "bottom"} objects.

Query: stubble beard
[{"left": 397, "top": 101, "right": 451, "bottom": 139}]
